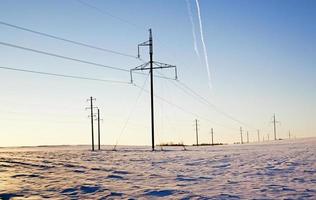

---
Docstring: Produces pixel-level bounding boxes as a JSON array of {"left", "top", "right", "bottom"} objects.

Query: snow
[{"left": 0, "top": 138, "right": 315, "bottom": 199}]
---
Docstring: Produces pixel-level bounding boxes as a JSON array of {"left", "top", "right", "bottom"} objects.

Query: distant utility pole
[
  {"left": 240, "top": 127, "right": 243, "bottom": 144},
  {"left": 267, "top": 134, "right": 270, "bottom": 141},
  {"left": 288, "top": 130, "right": 291, "bottom": 139},
  {"left": 195, "top": 119, "right": 199, "bottom": 146},
  {"left": 247, "top": 131, "right": 249, "bottom": 143},
  {"left": 96, "top": 108, "right": 101, "bottom": 150},
  {"left": 257, "top": 130, "right": 260, "bottom": 142},
  {"left": 130, "top": 29, "right": 177, "bottom": 151},
  {"left": 211, "top": 128, "right": 214, "bottom": 145},
  {"left": 86, "top": 97, "right": 96, "bottom": 151},
  {"left": 272, "top": 114, "right": 280, "bottom": 140}
]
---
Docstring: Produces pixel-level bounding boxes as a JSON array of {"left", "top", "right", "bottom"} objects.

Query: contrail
[
  {"left": 185, "top": 0, "right": 200, "bottom": 60},
  {"left": 195, "top": 0, "right": 212, "bottom": 89}
]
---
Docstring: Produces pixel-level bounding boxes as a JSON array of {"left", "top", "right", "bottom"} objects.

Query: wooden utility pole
[
  {"left": 97, "top": 108, "right": 101, "bottom": 150},
  {"left": 288, "top": 130, "right": 291, "bottom": 139},
  {"left": 195, "top": 119, "right": 199, "bottom": 146},
  {"left": 257, "top": 130, "right": 260, "bottom": 142},
  {"left": 211, "top": 128, "right": 214, "bottom": 145},
  {"left": 240, "top": 127, "right": 243, "bottom": 144},
  {"left": 247, "top": 131, "right": 249, "bottom": 143},
  {"left": 86, "top": 97, "right": 96, "bottom": 151},
  {"left": 272, "top": 114, "right": 280, "bottom": 140}
]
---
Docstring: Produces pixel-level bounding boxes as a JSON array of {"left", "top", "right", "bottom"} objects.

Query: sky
[{"left": 0, "top": 0, "right": 315, "bottom": 147}]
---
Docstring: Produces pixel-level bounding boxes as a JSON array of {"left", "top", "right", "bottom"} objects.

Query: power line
[
  {"left": 75, "top": 0, "right": 245, "bottom": 133},
  {"left": 75, "top": 0, "right": 182, "bottom": 72},
  {"left": 0, "top": 44, "right": 252, "bottom": 132},
  {"left": 74, "top": 1, "right": 191, "bottom": 85},
  {"left": 75, "top": 0, "right": 145, "bottom": 30},
  {"left": 0, "top": 41, "right": 131, "bottom": 72},
  {"left": 85, "top": 0, "right": 254, "bottom": 131},
  {"left": 0, "top": 16, "right": 254, "bottom": 134},
  {"left": 133, "top": 83, "right": 239, "bottom": 131},
  {"left": 0, "top": 66, "right": 130, "bottom": 84},
  {"left": 0, "top": 21, "right": 138, "bottom": 59},
  {"left": 0, "top": 41, "right": 176, "bottom": 81},
  {"left": 113, "top": 73, "right": 150, "bottom": 150},
  {"left": 177, "top": 80, "right": 254, "bottom": 129},
  {"left": 155, "top": 71, "right": 255, "bottom": 130},
  {"left": 0, "top": 117, "right": 86, "bottom": 124}
]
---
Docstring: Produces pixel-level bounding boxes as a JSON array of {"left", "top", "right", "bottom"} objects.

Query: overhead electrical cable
[
  {"left": 0, "top": 66, "right": 130, "bottom": 84},
  {"left": 113, "top": 73, "right": 150, "bottom": 150},
  {"left": 177, "top": 80, "right": 254, "bottom": 129},
  {"left": 75, "top": 0, "right": 145, "bottom": 29},
  {"left": 133, "top": 83, "right": 239, "bottom": 131},
  {"left": 0, "top": 20, "right": 138, "bottom": 59},
  {"left": 0, "top": 41, "right": 175, "bottom": 81},
  {"left": 155, "top": 71, "right": 255, "bottom": 130},
  {"left": 156, "top": 72, "right": 255, "bottom": 130},
  {"left": 0, "top": 41, "right": 130, "bottom": 72}
]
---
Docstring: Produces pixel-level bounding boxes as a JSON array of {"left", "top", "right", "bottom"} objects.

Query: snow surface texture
[{"left": 0, "top": 138, "right": 315, "bottom": 199}]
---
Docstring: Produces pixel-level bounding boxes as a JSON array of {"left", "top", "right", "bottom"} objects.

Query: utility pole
[
  {"left": 97, "top": 108, "right": 101, "bottom": 150},
  {"left": 240, "top": 127, "right": 243, "bottom": 144},
  {"left": 130, "top": 29, "right": 177, "bottom": 151},
  {"left": 257, "top": 130, "right": 260, "bottom": 142},
  {"left": 272, "top": 114, "right": 280, "bottom": 140},
  {"left": 149, "top": 29, "right": 154, "bottom": 152},
  {"left": 288, "top": 130, "right": 291, "bottom": 139},
  {"left": 211, "top": 128, "right": 214, "bottom": 145},
  {"left": 86, "top": 97, "right": 96, "bottom": 151},
  {"left": 267, "top": 134, "right": 270, "bottom": 141},
  {"left": 247, "top": 131, "right": 249, "bottom": 143},
  {"left": 195, "top": 119, "right": 199, "bottom": 146}
]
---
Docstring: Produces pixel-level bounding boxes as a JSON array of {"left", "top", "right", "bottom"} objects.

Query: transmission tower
[{"left": 130, "top": 29, "right": 177, "bottom": 151}]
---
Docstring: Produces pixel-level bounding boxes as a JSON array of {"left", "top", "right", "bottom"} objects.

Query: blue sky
[{"left": 0, "top": 0, "right": 315, "bottom": 146}]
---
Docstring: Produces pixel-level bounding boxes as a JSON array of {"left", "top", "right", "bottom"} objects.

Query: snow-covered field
[{"left": 0, "top": 138, "right": 315, "bottom": 199}]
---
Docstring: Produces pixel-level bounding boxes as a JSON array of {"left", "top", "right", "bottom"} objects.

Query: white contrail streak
[
  {"left": 195, "top": 0, "right": 212, "bottom": 89},
  {"left": 185, "top": 0, "right": 200, "bottom": 60}
]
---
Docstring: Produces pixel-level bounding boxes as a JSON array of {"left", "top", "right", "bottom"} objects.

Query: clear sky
[{"left": 0, "top": 0, "right": 315, "bottom": 147}]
